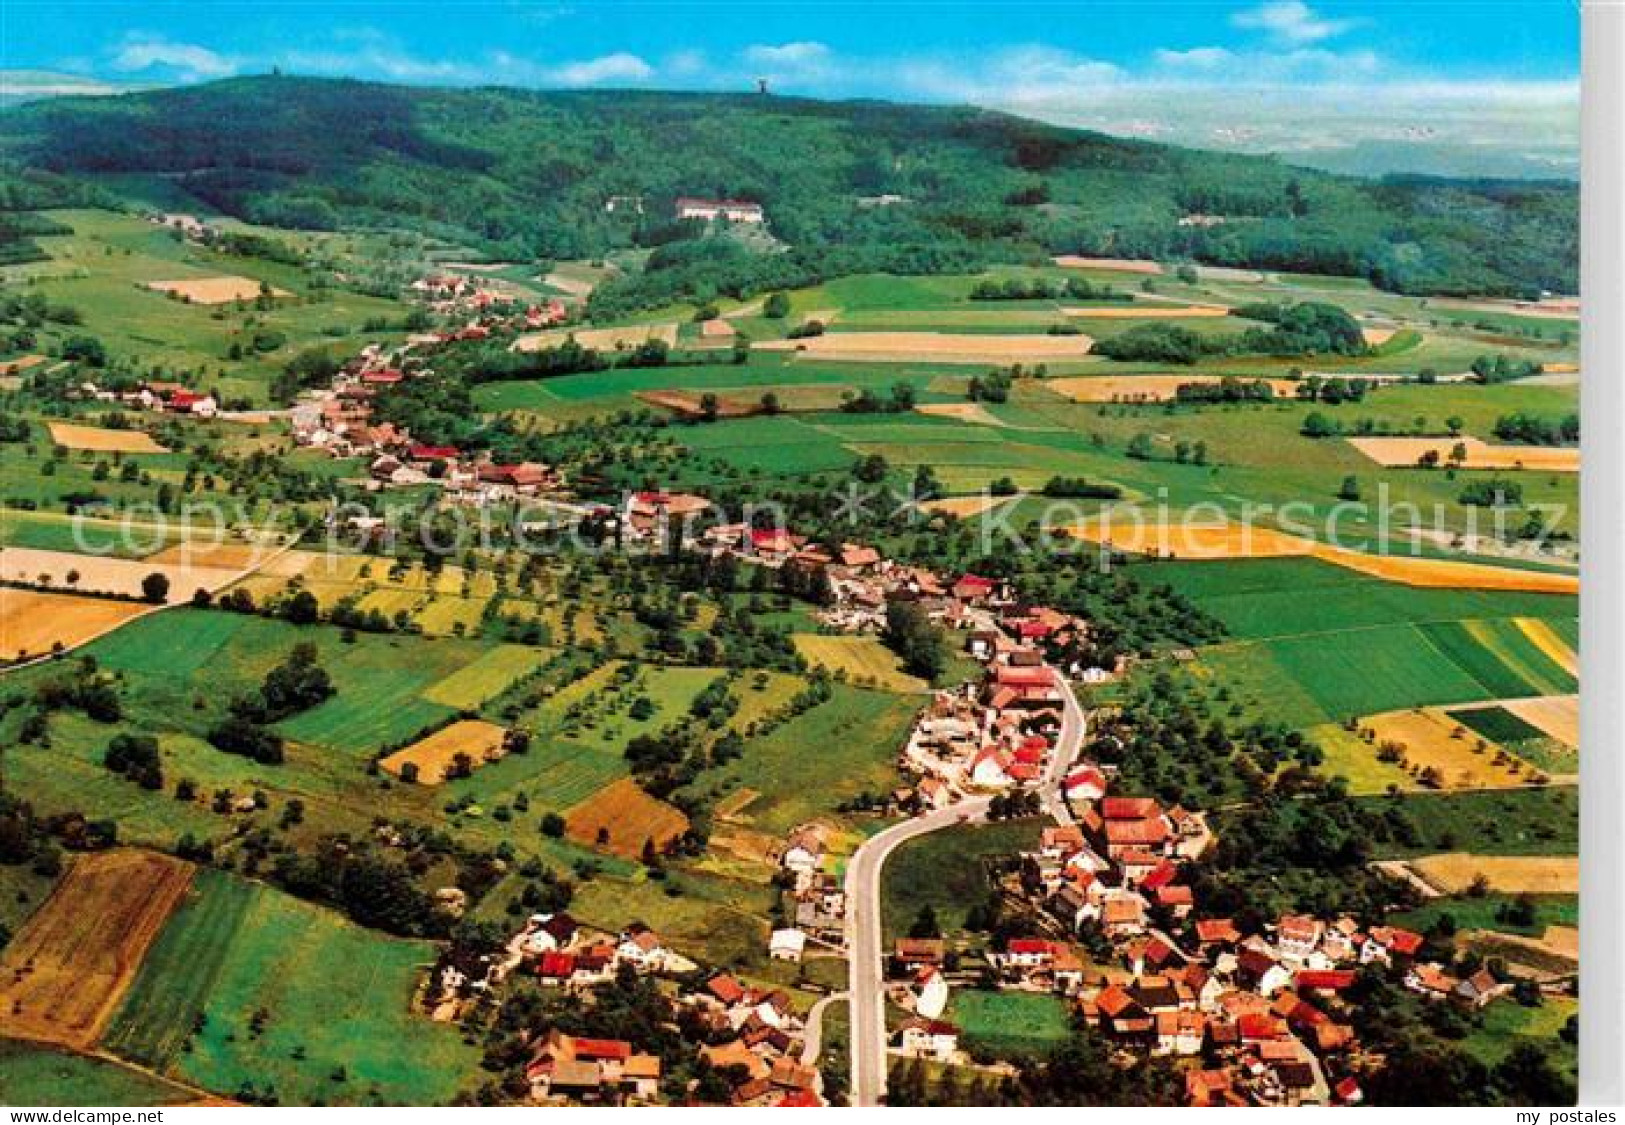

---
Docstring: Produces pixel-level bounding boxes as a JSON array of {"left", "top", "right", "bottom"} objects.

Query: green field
[
  {"left": 949, "top": 990, "right": 1072, "bottom": 1061},
  {"left": 82, "top": 609, "right": 497, "bottom": 756},
  {"left": 0, "top": 1040, "right": 196, "bottom": 1107},
  {"left": 104, "top": 867, "right": 478, "bottom": 1105},
  {"left": 696, "top": 684, "right": 921, "bottom": 835},
  {"left": 1144, "top": 557, "right": 1577, "bottom": 641},
  {"left": 1461, "top": 995, "right": 1578, "bottom": 1083},
  {"left": 881, "top": 818, "right": 1042, "bottom": 941},
  {"left": 1393, "top": 894, "right": 1578, "bottom": 938},
  {"left": 1361, "top": 787, "right": 1579, "bottom": 858},
  {"left": 1200, "top": 616, "right": 1576, "bottom": 726}
]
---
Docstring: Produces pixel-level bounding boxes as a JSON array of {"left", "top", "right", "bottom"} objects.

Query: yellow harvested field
[
  {"left": 46, "top": 422, "right": 169, "bottom": 453},
  {"left": 1064, "top": 519, "right": 1579, "bottom": 593},
  {"left": 1049, "top": 374, "right": 1299, "bottom": 402},
  {"left": 145, "top": 276, "right": 291, "bottom": 304},
  {"left": 1410, "top": 853, "right": 1579, "bottom": 895},
  {"left": 914, "top": 402, "right": 1012, "bottom": 427},
  {"left": 1053, "top": 256, "right": 1162, "bottom": 274},
  {"left": 379, "top": 719, "right": 509, "bottom": 784},
  {"left": 1515, "top": 618, "right": 1578, "bottom": 677},
  {"left": 1062, "top": 304, "right": 1230, "bottom": 319},
  {"left": 513, "top": 323, "right": 678, "bottom": 353},
  {"left": 146, "top": 540, "right": 281, "bottom": 569},
  {"left": 0, "top": 547, "right": 246, "bottom": 603},
  {"left": 1347, "top": 435, "right": 1578, "bottom": 473},
  {"left": 1066, "top": 520, "right": 1312, "bottom": 560},
  {"left": 793, "top": 633, "right": 928, "bottom": 693},
  {"left": 922, "top": 493, "right": 1021, "bottom": 519},
  {"left": 698, "top": 318, "right": 736, "bottom": 338},
  {"left": 1500, "top": 693, "right": 1580, "bottom": 749},
  {"left": 1362, "top": 326, "right": 1398, "bottom": 347},
  {"left": 1360, "top": 706, "right": 1533, "bottom": 789},
  {"left": 755, "top": 331, "right": 1094, "bottom": 364},
  {"left": 0, "top": 850, "right": 192, "bottom": 1050},
  {"left": 0, "top": 588, "right": 150, "bottom": 661}
]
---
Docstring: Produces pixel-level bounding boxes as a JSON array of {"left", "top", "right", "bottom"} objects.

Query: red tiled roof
[
  {"left": 537, "top": 952, "right": 575, "bottom": 978},
  {"left": 1295, "top": 969, "right": 1357, "bottom": 991},
  {"left": 1237, "top": 1013, "right": 1287, "bottom": 1041},
  {"left": 1007, "top": 938, "right": 1053, "bottom": 956},
  {"left": 1101, "top": 796, "right": 1161, "bottom": 820},
  {"left": 409, "top": 444, "right": 458, "bottom": 459},
  {"left": 1196, "top": 918, "right": 1241, "bottom": 944},
  {"left": 1139, "top": 860, "right": 1179, "bottom": 891},
  {"left": 992, "top": 664, "right": 1055, "bottom": 688},
  {"left": 573, "top": 1037, "right": 632, "bottom": 1061}
]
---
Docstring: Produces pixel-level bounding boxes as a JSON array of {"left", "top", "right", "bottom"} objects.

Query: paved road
[{"left": 845, "top": 670, "right": 1087, "bottom": 1106}]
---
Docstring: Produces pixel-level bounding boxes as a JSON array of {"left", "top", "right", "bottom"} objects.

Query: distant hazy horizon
[{"left": 0, "top": 1, "right": 1579, "bottom": 180}]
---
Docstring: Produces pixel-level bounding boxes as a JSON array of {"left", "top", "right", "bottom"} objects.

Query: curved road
[{"left": 845, "top": 670, "right": 1087, "bottom": 1106}]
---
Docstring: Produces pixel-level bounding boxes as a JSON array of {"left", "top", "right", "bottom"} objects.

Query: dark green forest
[{"left": 0, "top": 75, "right": 1576, "bottom": 307}]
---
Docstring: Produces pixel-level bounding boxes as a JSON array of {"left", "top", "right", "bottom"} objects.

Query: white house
[
  {"left": 915, "top": 967, "right": 949, "bottom": 1020},
  {"left": 769, "top": 928, "right": 807, "bottom": 963},
  {"left": 896, "top": 1018, "right": 959, "bottom": 1061}
]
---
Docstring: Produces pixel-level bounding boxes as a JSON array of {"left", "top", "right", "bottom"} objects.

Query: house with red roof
[
  {"left": 1064, "top": 766, "right": 1107, "bottom": 802},
  {"left": 895, "top": 1018, "right": 960, "bottom": 1061}
]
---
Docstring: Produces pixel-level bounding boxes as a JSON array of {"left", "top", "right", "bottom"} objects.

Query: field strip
[
  {"left": 1048, "top": 374, "right": 1300, "bottom": 402},
  {"left": 1515, "top": 617, "right": 1579, "bottom": 675},
  {"left": 1052, "top": 255, "right": 1162, "bottom": 274},
  {"left": 513, "top": 322, "right": 677, "bottom": 353},
  {"left": 1061, "top": 304, "right": 1230, "bottom": 319},
  {"left": 1065, "top": 520, "right": 1579, "bottom": 594},
  {"left": 1347, "top": 435, "right": 1578, "bottom": 473},
  {"left": 755, "top": 331, "right": 1095, "bottom": 364},
  {"left": 1408, "top": 852, "right": 1579, "bottom": 895}
]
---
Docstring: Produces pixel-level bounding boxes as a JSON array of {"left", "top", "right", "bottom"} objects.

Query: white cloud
[
  {"left": 110, "top": 34, "right": 236, "bottom": 80},
  {"left": 547, "top": 52, "right": 652, "bottom": 85},
  {"left": 897, "top": 46, "right": 1120, "bottom": 106},
  {"left": 1154, "top": 47, "right": 1235, "bottom": 70},
  {"left": 744, "top": 41, "right": 831, "bottom": 68},
  {"left": 1232, "top": 1, "right": 1355, "bottom": 45}
]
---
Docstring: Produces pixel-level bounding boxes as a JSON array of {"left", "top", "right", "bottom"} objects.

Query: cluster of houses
[
  {"left": 408, "top": 270, "right": 570, "bottom": 331},
  {"left": 767, "top": 825, "right": 847, "bottom": 964},
  {"left": 883, "top": 763, "right": 1526, "bottom": 1107},
  {"left": 288, "top": 344, "right": 561, "bottom": 505},
  {"left": 430, "top": 910, "right": 827, "bottom": 1106},
  {"left": 74, "top": 377, "right": 221, "bottom": 418},
  {"left": 688, "top": 973, "right": 824, "bottom": 1106}
]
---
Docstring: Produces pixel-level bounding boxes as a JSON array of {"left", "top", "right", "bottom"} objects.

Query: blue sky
[{"left": 0, "top": 2, "right": 1581, "bottom": 176}]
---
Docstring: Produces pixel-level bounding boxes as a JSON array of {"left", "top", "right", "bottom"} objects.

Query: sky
[{"left": 0, "top": 1, "right": 1581, "bottom": 177}]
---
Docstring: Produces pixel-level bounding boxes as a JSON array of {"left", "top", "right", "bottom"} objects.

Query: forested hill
[{"left": 0, "top": 75, "right": 1576, "bottom": 301}]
